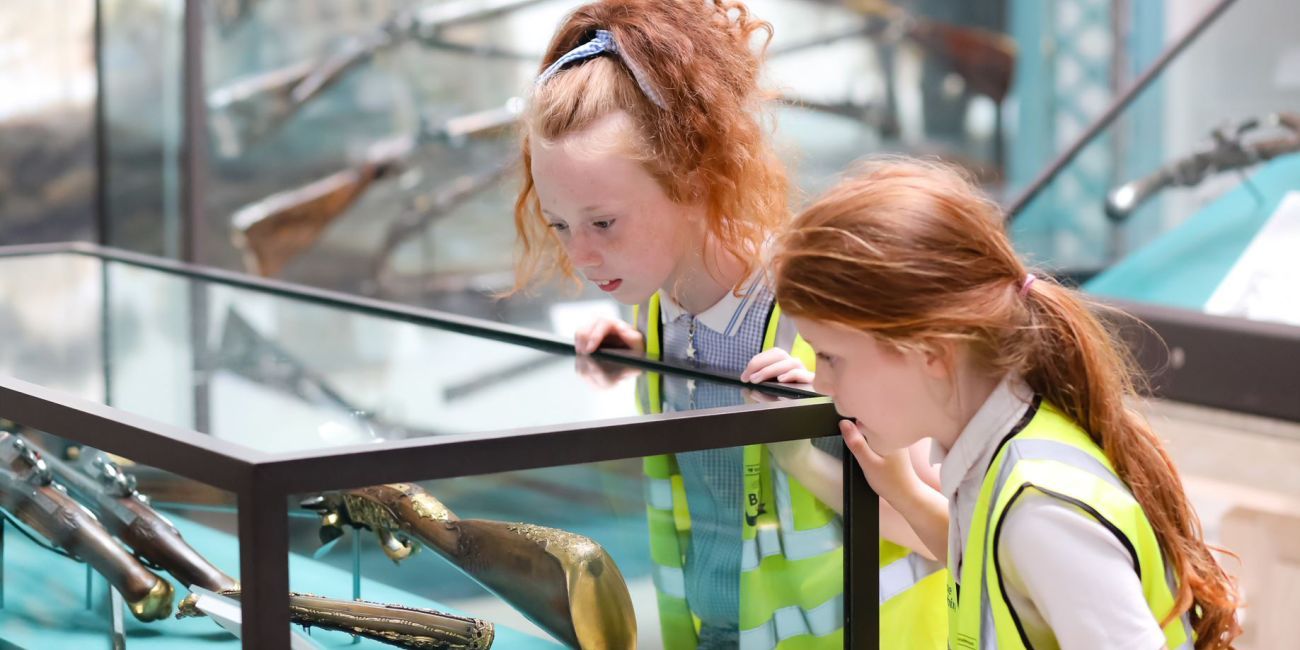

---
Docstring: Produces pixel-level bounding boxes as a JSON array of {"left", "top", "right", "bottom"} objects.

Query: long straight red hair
[{"left": 773, "top": 158, "right": 1241, "bottom": 649}]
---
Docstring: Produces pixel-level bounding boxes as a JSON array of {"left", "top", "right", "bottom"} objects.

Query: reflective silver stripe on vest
[
  {"left": 741, "top": 519, "right": 842, "bottom": 570},
  {"left": 775, "top": 468, "right": 797, "bottom": 534},
  {"left": 742, "top": 468, "right": 843, "bottom": 570},
  {"left": 646, "top": 477, "right": 674, "bottom": 511},
  {"left": 739, "top": 594, "right": 843, "bottom": 650},
  {"left": 974, "top": 437, "right": 1145, "bottom": 649},
  {"left": 742, "top": 522, "right": 783, "bottom": 571},
  {"left": 879, "top": 552, "right": 943, "bottom": 605},
  {"left": 653, "top": 564, "right": 687, "bottom": 600}
]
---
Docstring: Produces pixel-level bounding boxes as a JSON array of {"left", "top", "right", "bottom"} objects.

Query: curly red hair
[{"left": 511, "top": 0, "right": 789, "bottom": 293}]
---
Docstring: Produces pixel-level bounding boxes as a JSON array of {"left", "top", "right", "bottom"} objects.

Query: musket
[
  {"left": 208, "top": 0, "right": 543, "bottom": 153},
  {"left": 302, "top": 483, "right": 637, "bottom": 650},
  {"left": 230, "top": 101, "right": 520, "bottom": 278},
  {"left": 177, "top": 590, "right": 494, "bottom": 650},
  {"left": 370, "top": 157, "right": 517, "bottom": 285},
  {"left": 24, "top": 434, "right": 494, "bottom": 649},
  {"left": 1105, "top": 113, "right": 1300, "bottom": 222},
  {"left": 778, "top": 1, "right": 1017, "bottom": 103},
  {"left": 0, "top": 431, "right": 174, "bottom": 621}
]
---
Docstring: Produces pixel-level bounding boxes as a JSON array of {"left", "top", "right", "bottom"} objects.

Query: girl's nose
[
  {"left": 812, "top": 373, "right": 833, "bottom": 397},
  {"left": 568, "top": 233, "right": 602, "bottom": 268}
]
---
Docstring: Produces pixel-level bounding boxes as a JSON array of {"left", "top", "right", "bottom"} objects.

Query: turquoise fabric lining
[
  {"left": 1085, "top": 153, "right": 1300, "bottom": 308},
  {"left": 0, "top": 512, "right": 562, "bottom": 649}
]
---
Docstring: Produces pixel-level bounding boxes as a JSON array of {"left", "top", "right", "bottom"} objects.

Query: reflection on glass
[
  {"left": 293, "top": 433, "right": 842, "bottom": 649},
  {"left": 0, "top": 253, "right": 799, "bottom": 456},
  {"left": 102, "top": 0, "right": 186, "bottom": 257}
]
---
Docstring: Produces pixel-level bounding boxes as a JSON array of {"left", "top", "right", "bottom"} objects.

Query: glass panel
[
  {"left": 1007, "top": 0, "right": 1300, "bottom": 329},
  {"left": 0, "top": 423, "right": 242, "bottom": 646},
  {"left": 101, "top": 0, "right": 186, "bottom": 257},
  {"left": 192, "top": 0, "right": 1014, "bottom": 345},
  {"left": 0, "top": 253, "right": 793, "bottom": 455},
  {"left": 289, "top": 435, "right": 844, "bottom": 648},
  {"left": 0, "top": 1, "right": 96, "bottom": 244}
]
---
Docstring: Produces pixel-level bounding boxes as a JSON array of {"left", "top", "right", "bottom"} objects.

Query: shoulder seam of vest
[{"left": 985, "top": 394, "right": 1043, "bottom": 479}]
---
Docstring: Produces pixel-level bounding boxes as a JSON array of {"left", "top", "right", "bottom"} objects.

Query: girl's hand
[
  {"left": 574, "top": 318, "right": 645, "bottom": 355},
  {"left": 839, "top": 419, "right": 921, "bottom": 503},
  {"left": 741, "top": 348, "right": 814, "bottom": 384}
]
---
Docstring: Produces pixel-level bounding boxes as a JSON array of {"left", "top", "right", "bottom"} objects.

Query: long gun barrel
[
  {"left": 302, "top": 483, "right": 637, "bottom": 650},
  {"left": 0, "top": 432, "right": 174, "bottom": 621},
  {"left": 230, "top": 102, "right": 518, "bottom": 278},
  {"left": 1105, "top": 113, "right": 1300, "bottom": 221},
  {"left": 777, "top": 1, "right": 1017, "bottom": 103},
  {"left": 178, "top": 590, "right": 494, "bottom": 650}
]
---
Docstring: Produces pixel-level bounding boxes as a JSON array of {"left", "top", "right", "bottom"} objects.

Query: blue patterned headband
[{"left": 534, "top": 30, "right": 668, "bottom": 110}]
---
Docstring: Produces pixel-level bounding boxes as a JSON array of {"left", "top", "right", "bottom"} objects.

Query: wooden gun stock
[
  {"left": 36, "top": 445, "right": 240, "bottom": 594},
  {"left": 304, "top": 484, "right": 637, "bottom": 650},
  {"left": 905, "top": 20, "right": 1017, "bottom": 103},
  {"left": 27, "top": 437, "right": 487, "bottom": 649},
  {"left": 231, "top": 154, "right": 401, "bottom": 277},
  {"left": 0, "top": 433, "right": 173, "bottom": 621}
]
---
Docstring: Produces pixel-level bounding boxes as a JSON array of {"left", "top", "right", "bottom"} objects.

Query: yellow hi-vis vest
[
  {"left": 949, "top": 399, "right": 1195, "bottom": 650},
  {"left": 634, "top": 292, "right": 947, "bottom": 650}
]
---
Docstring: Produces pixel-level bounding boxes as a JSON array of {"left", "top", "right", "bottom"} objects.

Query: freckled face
[
  {"left": 530, "top": 113, "right": 697, "bottom": 304},
  {"left": 793, "top": 317, "right": 944, "bottom": 454}
]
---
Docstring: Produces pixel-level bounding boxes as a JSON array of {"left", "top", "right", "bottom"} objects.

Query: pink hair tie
[{"left": 1019, "top": 273, "right": 1037, "bottom": 298}]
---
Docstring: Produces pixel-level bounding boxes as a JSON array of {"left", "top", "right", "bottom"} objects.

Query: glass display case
[{"left": 0, "top": 243, "right": 873, "bottom": 649}]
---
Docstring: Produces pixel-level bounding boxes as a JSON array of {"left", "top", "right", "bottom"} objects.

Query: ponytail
[
  {"left": 773, "top": 157, "right": 1242, "bottom": 649},
  {"left": 1023, "top": 280, "right": 1242, "bottom": 648}
]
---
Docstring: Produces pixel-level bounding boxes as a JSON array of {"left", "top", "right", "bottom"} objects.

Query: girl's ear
[
  {"left": 917, "top": 339, "right": 957, "bottom": 380},
  {"left": 682, "top": 169, "right": 709, "bottom": 206}
]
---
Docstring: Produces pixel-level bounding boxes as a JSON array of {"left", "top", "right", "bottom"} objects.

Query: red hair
[
  {"left": 773, "top": 158, "right": 1241, "bottom": 649},
  {"left": 512, "top": 0, "right": 789, "bottom": 293}
]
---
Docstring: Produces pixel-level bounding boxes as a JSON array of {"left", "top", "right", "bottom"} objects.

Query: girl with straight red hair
[{"left": 773, "top": 157, "right": 1242, "bottom": 650}]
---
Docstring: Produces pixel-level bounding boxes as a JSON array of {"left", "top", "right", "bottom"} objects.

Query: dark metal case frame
[{"left": 0, "top": 242, "right": 879, "bottom": 649}]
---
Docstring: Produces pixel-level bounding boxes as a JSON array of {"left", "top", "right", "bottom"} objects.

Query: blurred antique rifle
[
  {"left": 230, "top": 101, "right": 519, "bottom": 277},
  {"left": 778, "top": 0, "right": 1017, "bottom": 103},
  {"left": 302, "top": 483, "right": 637, "bottom": 650},
  {"left": 21, "top": 432, "right": 495, "bottom": 650},
  {"left": 208, "top": 0, "right": 543, "bottom": 153},
  {"left": 1105, "top": 112, "right": 1300, "bottom": 221},
  {"left": 0, "top": 430, "right": 173, "bottom": 621}
]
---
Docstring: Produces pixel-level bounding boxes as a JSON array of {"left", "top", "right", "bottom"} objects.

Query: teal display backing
[
  {"left": 1085, "top": 153, "right": 1300, "bottom": 308},
  {"left": 0, "top": 512, "right": 562, "bottom": 649}
]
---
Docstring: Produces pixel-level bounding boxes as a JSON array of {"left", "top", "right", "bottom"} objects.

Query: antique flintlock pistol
[
  {"left": 0, "top": 431, "right": 173, "bottom": 621},
  {"left": 303, "top": 483, "right": 637, "bottom": 649}
]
